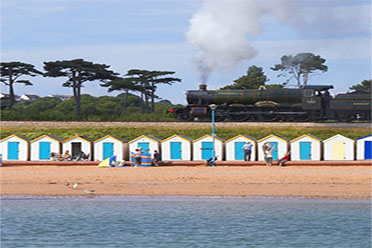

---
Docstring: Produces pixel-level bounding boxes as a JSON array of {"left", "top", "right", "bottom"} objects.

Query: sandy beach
[{"left": 1, "top": 166, "right": 371, "bottom": 199}]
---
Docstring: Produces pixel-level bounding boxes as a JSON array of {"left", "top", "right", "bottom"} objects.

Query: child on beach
[
  {"left": 278, "top": 151, "right": 290, "bottom": 167},
  {"left": 263, "top": 143, "right": 274, "bottom": 166}
]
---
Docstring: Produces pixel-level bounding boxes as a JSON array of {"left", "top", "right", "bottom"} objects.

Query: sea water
[{"left": 1, "top": 196, "right": 371, "bottom": 248}]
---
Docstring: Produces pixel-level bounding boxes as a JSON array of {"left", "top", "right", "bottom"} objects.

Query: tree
[
  {"left": 349, "top": 79, "right": 371, "bottom": 93},
  {"left": 220, "top": 65, "right": 268, "bottom": 89},
  {"left": 109, "top": 69, "right": 181, "bottom": 113},
  {"left": 271, "top": 53, "right": 328, "bottom": 87},
  {"left": 101, "top": 78, "right": 137, "bottom": 115},
  {"left": 0, "top": 62, "right": 43, "bottom": 108},
  {"left": 44, "top": 59, "right": 117, "bottom": 118}
]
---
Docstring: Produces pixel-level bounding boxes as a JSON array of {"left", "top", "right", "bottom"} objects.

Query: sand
[{"left": 0, "top": 166, "right": 371, "bottom": 199}]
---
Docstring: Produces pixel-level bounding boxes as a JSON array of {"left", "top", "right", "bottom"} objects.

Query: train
[{"left": 170, "top": 84, "right": 371, "bottom": 122}]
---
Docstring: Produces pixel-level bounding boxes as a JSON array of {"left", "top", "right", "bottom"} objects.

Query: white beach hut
[
  {"left": 30, "top": 135, "right": 62, "bottom": 161},
  {"left": 290, "top": 134, "right": 322, "bottom": 161},
  {"left": 193, "top": 134, "right": 224, "bottom": 161},
  {"left": 323, "top": 134, "right": 355, "bottom": 161},
  {"left": 0, "top": 134, "right": 30, "bottom": 161},
  {"left": 128, "top": 135, "right": 161, "bottom": 157},
  {"left": 257, "top": 134, "right": 289, "bottom": 161},
  {"left": 62, "top": 135, "right": 93, "bottom": 160},
  {"left": 225, "top": 134, "right": 257, "bottom": 161},
  {"left": 161, "top": 134, "right": 192, "bottom": 161},
  {"left": 94, "top": 135, "right": 128, "bottom": 161},
  {"left": 356, "top": 134, "right": 372, "bottom": 160}
]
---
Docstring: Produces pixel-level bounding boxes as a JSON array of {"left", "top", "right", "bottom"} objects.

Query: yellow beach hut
[
  {"left": 193, "top": 134, "right": 224, "bottom": 161},
  {"left": 323, "top": 134, "right": 355, "bottom": 161},
  {"left": 161, "top": 134, "right": 192, "bottom": 161},
  {"left": 128, "top": 135, "right": 161, "bottom": 157},
  {"left": 0, "top": 134, "right": 30, "bottom": 161},
  {"left": 30, "top": 135, "right": 62, "bottom": 161},
  {"left": 225, "top": 134, "right": 257, "bottom": 161},
  {"left": 94, "top": 135, "right": 128, "bottom": 161},
  {"left": 257, "top": 134, "right": 289, "bottom": 161},
  {"left": 62, "top": 135, "right": 93, "bottom": 160}
]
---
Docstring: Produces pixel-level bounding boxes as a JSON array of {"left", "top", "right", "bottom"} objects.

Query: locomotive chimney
[{"left": 199, "top": 84, "right": 207, "bottom": 91}]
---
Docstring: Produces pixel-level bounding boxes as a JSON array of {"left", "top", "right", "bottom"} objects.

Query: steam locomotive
[{"left": 170, "top": 84, "right": 371, "bottom": 122}]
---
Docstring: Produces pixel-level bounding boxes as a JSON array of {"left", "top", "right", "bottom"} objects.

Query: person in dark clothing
[{"left": 153, "top": 150, "right": 160, "bottom": 166}]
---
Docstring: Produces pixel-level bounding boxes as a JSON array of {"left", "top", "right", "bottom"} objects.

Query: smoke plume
[{"left": 186, "top": 0, "right": 295, "bottom": 83}]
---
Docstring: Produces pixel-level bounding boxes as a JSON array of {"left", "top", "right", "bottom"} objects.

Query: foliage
[
  {"left": 271, "top": 53, "right": 328, "bottom": 87},
  {"left": 221, "top": 65, "right": 269, "bottom": 89},
  {"left": 43, "top": 59, "right": 118, "bottom": 118},
  {"left": 349, "top": 79, "right": 371, "bottom": 93},
  {"left": 0, "top": 62, "right": 43, "bottom": 108}
]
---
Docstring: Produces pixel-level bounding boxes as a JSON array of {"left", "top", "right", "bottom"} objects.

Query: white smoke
[{"left": 186, "top": 0, "right": 295, "bottom": 83}]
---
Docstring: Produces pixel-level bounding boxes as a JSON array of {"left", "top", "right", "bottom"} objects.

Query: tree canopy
[
  {"left": 43, "top": 59, "right": 117, "bottom": 118},
  {"left": 349, "top": 79, "right": 371, "bottom": 93},
  {"left": 220, "top": 65, "right": 268, "bottom": 90},
  {"left": 0, "top": 62, "right": 43, "bottom": 108},
  {"left": 271, "top": 53, "right": 328, "bottom": 88}
]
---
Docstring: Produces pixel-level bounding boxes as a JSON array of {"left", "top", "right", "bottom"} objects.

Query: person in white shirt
[{"left": 242, "top": 142, "right": 253, "bottom": 161}]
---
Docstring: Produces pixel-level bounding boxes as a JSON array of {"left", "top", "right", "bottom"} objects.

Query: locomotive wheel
[
  {"left": 228, "top": 113, "right": 249, "bottom": 122},
  {"left": 176, "top": 110, "right": 192, "bottom": 121},
  {"left": 288, "top": 114, "right": 310, "bottom": 122},
  {"left": 337, "top": 112, "right": 353, "bottom": 122},
  {"left": 257, "top": 112, "right": 279, "bottom": 122}
]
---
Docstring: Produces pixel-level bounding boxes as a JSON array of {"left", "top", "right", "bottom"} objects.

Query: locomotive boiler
[{"left": 171, "top": 84, "right": 371, "bottom": 122}]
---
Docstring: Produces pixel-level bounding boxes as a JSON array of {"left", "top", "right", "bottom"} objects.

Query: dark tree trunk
[
  {"left": 8, "top": 70, "right": 15, "bottom": 109},
  {"left": 145, "top": 94, "right": 150, "bottom": 113},
  {"left": 119, "top": 90, "right": 129, "bottom": 115},
  {"left": 140, "top": 92, "right": 145, "bottom": 113},
  {"left": 151, "top": 82, "right": 155, "bottom": 113}
]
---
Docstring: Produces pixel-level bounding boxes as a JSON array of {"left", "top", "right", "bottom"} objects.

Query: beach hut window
[
  {"left": 365, "top": 141, "right": 372, "bottom": 159},
  {"left": 300, "top": 142, "right": 311, "bottom": 160},
  {"left": 39, "top": 142, "right": 51, "bottom": 160},
  {"left": 201, "top": 142, "right": 213, "bottom": 160},
  {"left": 138, "top": 142, "right": 149, "bottom": 153},
  {"left": 170, "top": 142, "right": 182, "bottom": 160},
  {"left": 72, "top": 142, "right": 82, "bottom": 157},
  {"left": 234, "top": 142, "right": 245, "bottom": 160},
  {"left": 8, "top": 142, "right": 19, "bottom": 160},
  {"left": 332, "top": 142, "right": 345, "bottom": 160},
  {"left": 103, "top": 142, "right": 114, "bottom": 160},
  {"left": 269, "top": 142, "right": 278, "bottom": 160}
]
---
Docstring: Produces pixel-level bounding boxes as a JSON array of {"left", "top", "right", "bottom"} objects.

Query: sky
[{"left": 1, "top": 0, "right": 371, "bottom": 104}]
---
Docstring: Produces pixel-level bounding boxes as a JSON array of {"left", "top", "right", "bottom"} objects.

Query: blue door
[
  {"left": 300, "top": 142, "right": 311, "bottom": 160},
  {"left": 202, "top": 142, "right": 213, "bottom": 160},
  {"left": 234, "top": 142, "right": 245, "bottom": 160},
  {"left": 170, "top": 142, "right": 182, "bottom": 160},
  {"left": 269, "top": 142, "right": 278, "bottom": 160},
  {"left": 138, "top": 142, "right": 150, "bottom": 153},
  {"left": 365, "top": 141, "right": 372, "bottom": 159},
  {"left": 8, "top": 142, "right": 19, "bottom": 160},
  {"left": 39, "top": 142, "right": 51, "bottom": 160},
  {"left": 103, "top": 142, "right": 114, "bottom": 160}
]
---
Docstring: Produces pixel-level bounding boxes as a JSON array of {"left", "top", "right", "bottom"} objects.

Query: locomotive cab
[{"left": 301, "top": 85, "right": 334, "bottom": 111}]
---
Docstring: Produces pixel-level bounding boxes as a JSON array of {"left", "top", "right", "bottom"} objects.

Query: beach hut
[
  {"left": 128, "top": 135, "right": 161, "bottom": 158},
  {"left": 193, "top": 134, "right": 224, "bottom": 161},
  {"left": 161, "top": 134, "right": 192, "bottom": 161},
  {"left": 62, "top": 135, "right": 93, "bottom": 160},
  {"left": 94, "top": 135, "right": 128, "bottom": 161},
  {"left": 30, "top": 135, "right": 62, "bottom": 161},
  {"left": 0, "top": 134, "right": 30, "bottom": 161},
  {"left": 323, "top": 134, "right": 355, "bottom": 161},
  {"left": 290, "top": 134, "right": 322, "bottom": 161},
  {"left": 225, "top": 134, "right": 257, "bottom": 161},
  {"left": 356, "top": 134, "right": 372, "bottom": 160},
  {"left": 257, "top": 134, "right": 289, "bottom": 161}
]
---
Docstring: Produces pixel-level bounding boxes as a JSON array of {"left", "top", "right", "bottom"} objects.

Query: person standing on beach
[
  {"left": 263, "top": 143, "right": 273, "bottom": 166},
  {"left": 242, "top": 142, "right": 252, "bottom": 161},
  {"left": 134, "top": 149, "right": 142, "bottom": 167},
  {"left": 153, "top": 150, "right": 160, "bottom": 166}
]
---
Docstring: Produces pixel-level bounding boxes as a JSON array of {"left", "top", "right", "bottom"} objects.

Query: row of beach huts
[{"left": 0, "top": 133, "right": 371, "bottom": 162}]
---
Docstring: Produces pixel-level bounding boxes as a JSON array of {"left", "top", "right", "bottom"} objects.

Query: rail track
[{"left": 1, "top": 121, "right": 370, "bottom": 128}]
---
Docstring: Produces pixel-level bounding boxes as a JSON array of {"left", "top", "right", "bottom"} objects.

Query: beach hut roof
[
  {"left": 356, "top": 134, "right": 372, "bottom": 140},
  {"left": 290, "top": 134, "right": 322, "bottom": 143},
  {"left": 94, "top": 134, "right": 127, "bottom": 143},
  {"left": 62, "top": 135, "right": 93, "bottom": 143},
  {"left": 161, "top": 134, "right": 193, "bottom": 143},
  {"left": 129, "top": 134, "right": 161, "bottom": 144},
  {"left": 225, "top": 134, "right": 257, "bottom": 143},
  {"left": 30, "top": 134, "right": 63, "bottom": 143},
  {"left": 323, "top": 134, "right": 354, "bottom": 143},
  {"left": 0, "top": 134, "right": 30, "bottom": 142},
  {"left": 258, "top": 134, "right": 289, "bottom": 143},
  {"left": 193, "top": 134, "right": 225, "bottom": 143}
]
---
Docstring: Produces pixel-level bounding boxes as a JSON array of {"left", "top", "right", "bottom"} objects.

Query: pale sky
[{"left": 1, "top": 0, "right": 371, "bottom": 104}]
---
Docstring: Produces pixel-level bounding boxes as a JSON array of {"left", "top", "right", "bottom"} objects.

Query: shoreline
[{"left": 1, "top": 166, "right": 371, "bottom": 199}]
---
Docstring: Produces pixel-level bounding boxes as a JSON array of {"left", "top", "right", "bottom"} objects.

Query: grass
[{"left": 1, "top": 124, "right": 370, "bottom": 141}]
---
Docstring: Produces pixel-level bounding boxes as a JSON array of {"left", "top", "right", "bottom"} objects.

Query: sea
[{"left": 1, "top": 196, "right": 371, "bottom": 248}]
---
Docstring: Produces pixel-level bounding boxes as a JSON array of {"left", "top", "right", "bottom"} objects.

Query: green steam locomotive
[{"left": 171, "top": 84, "right": 371, "bottom": 122}]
